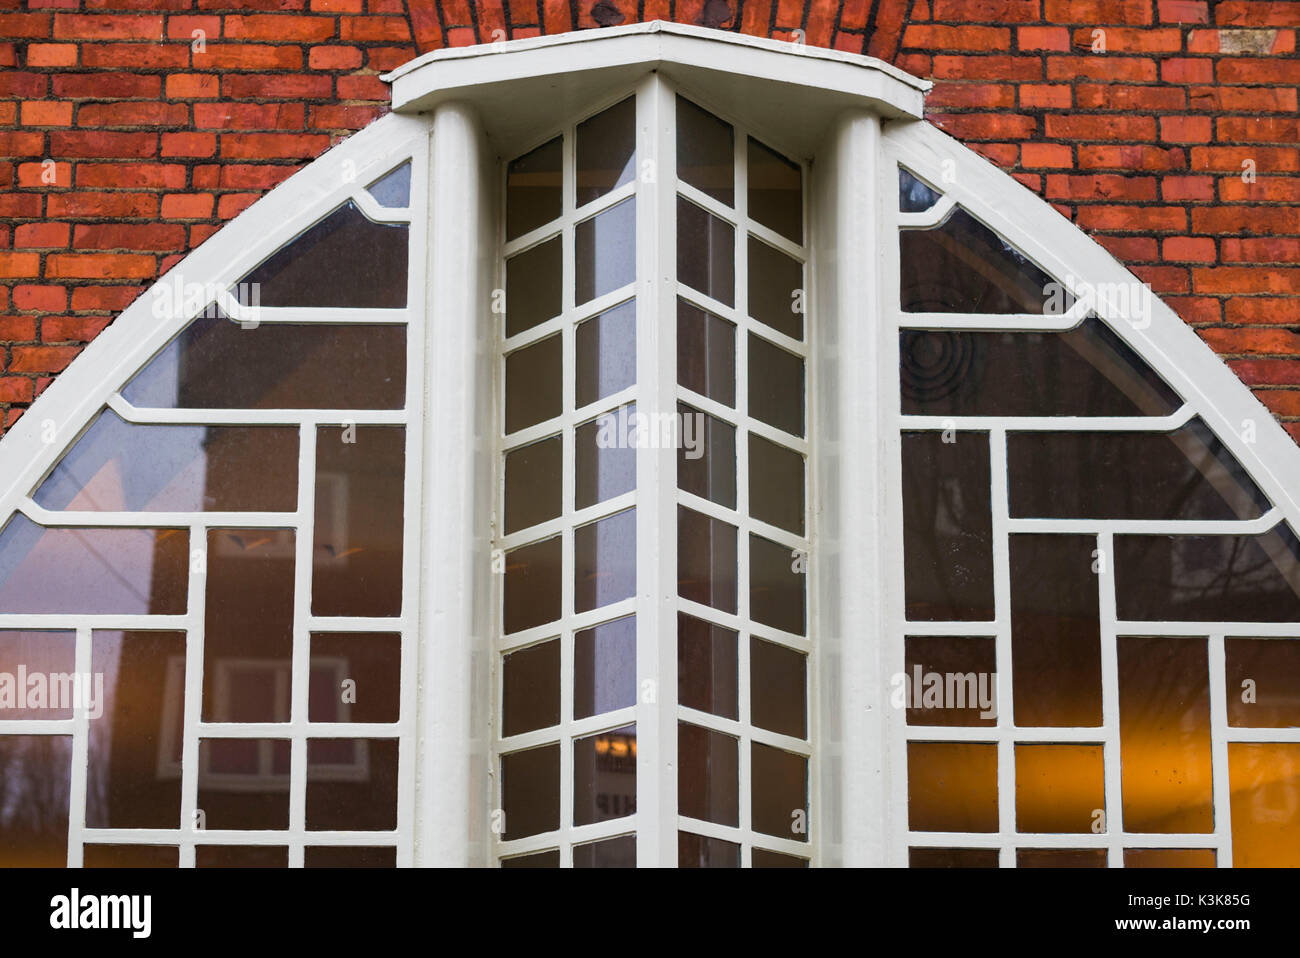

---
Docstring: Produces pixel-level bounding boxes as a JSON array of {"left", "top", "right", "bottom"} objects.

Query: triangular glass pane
[{"left": 366, "top": 161, "right": 411, "bottom": 208}]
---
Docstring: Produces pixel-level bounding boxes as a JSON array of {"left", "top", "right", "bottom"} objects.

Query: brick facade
[{"left": 1, "top": 1, "right": 1297, "bottom": 438}]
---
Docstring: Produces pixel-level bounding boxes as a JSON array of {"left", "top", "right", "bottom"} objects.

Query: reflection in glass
[
  {"left": 0, "top": 631, "right": 75, "bottom": 719},
  {"left": 679, "top": 831, "right": 740, "bottom": 868},
  {"left": 1124, "top": 848, "right": 1216, "bottom": 868},
  {"left": 506, "top": 236, "right": 562, "bottom": 338},
  {"left": 752, "top": 743, "right": 808, "bottom": 841},
  {"left": 907, "top": 741, "right": 998, "bottom": 832},
  {"left": 678, "top": 721, "right": 738, "bottom": 826},
  {"left": 505, "top": 334, "right": 562, "bottom": 434},
  {"left": 0, "top": 735, "right": 71, "bottom": 866},
  {"left": 366, "top": 161, "right": 410, "bottom": 208},
  {"left": 574, "top": 724, "right": 637, "bottom": 826},
  {"left": 574, "top": 616, "right": 636, "bottom": 719},
  {"left": 572, "top": 834, "right": 636, "bottom": 867},
  {"left": 904, "top": 635, "right": 997, "bottom": 727},
  {"left": 196, "top": 845, "right": 287, "bottom": 868},
  {"left": 504, "top": 537, "right": 561, "bottom": 634},
  {"left": 575, "top": 406, "right": 636, "bottom": 510},
  {"left": 751, "top": 637, "right": 806, "bottom": 739},
  {"left": 677, "top": 403, "right": 736, "bottom": 510},
  {"left": 1015, "top": 744, "right": 1105, "bottom": 833},
  {"left": 678, "top": 197, "right": 734, "bottom": 307},
  {"left": 197, "top": 738, "right": 290, "bottom": 829},
  {"left": 899, "top": 167, "right": 942, "bottom": 213},
  {"left": 677, "top": 299, "right": 735, "bottom": 407},
  {"left": 678, "top": 506, "right": 737, "bottom": 614},
  {"left": 576, "top": 199, "right": 636, "bottom": 306},
  {"left": 909, "top": 847, "right": 998, "bottom": 868},
  {"left": 84, "top": 845, "right": 179, "bottom": 868},
  {"left": 747, "top": 236, "right": 803, "bottom": 340},
  {"left": 576, "top": 97, "right": 635, "bottom": 207},
  {"left": 676, "top": 96, "right": 733, "bottom": 206},
  {"left": 751, "top": 848, "right": 809, "bottom": 867},
  {"left": 574, "top": 509, "right": 636, "bottom": 613},
  {"left": 306, "top": 738, "right": 398, "bottom": 830},
  {"left": 749, "top": 434, "right": 804, "bottom": 536},
  {"left": 750, "top": 533, "right": 805, "bottom": 636},
  {"left": 748, "top": 137, "right": 802, "bottom": 244},
  {"left": 305, "top": 846, "right": 396, "bottom": 867},
  {"left": 506, "top": 136, "right": 562, "bottom": 241},
  {"left": 1226, "top": 638, "right": 1300, "bottom": 727},
  {"left": 748, "top": 334, "right": 804, "bottom": 437},
  {"left": 504, "top": 435, "right": 562, "bottom": 535},
  {"left": 678, "top": 612, "right": 738, "bottom": 720},
  {"left": 1017, "top": 848, "right": 1105, "bottom": 867},
  {"left": 502, "top": 743, "right": 560, "bottom": 839},
  {"left": 309, "top": 632, "right": 400, "bottom": 724},
  {"left": 502, "top": 639, "right": 560, "bottom": 737},
  {"left": 502, "top": 850, "right": 559, "bottom": 868},
  {"left": 576, "top": 299, "right": 636, "bottom": 409},
  {"left": 1228, "top": 742, "right": 1300, "bottom": 866}
]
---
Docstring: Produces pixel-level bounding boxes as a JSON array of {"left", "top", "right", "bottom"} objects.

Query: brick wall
[{"left": 1, "top": 1, "right": 1297, "bottom": 439}]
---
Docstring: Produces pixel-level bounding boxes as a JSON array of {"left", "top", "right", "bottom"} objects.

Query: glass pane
[
  {"left": 676, "top": 96, "right": 733, "bottom": 206},
  {"left": 0, "top": 735, "right": 71, "bottom": 866},
  {"left": 0, "top": 515, "right": 187, "bottom": 615},
  {"left": 87, "top": 630, "right": 184, "bottom": 828},
  {"left": 904, "top": 636, "right": 998, "bottom": 727},
  {"left": 747, "top": 236, "right": 803, "bottom": 340},
  {"left": 1119, "top": 636, "right": 1214, "bottom": 833},
  {"left": 196, "top": 846, "right": 287, "bottom": 867},
  {"left": 502, "top": 850, "right": 559, "bottom": 868},
  {"left": 752, "top": 742, "right": 808, "bottom": 841},
  {"left": 309, "top": 632, "right": 400, "bottom": 724},
  {"left": 1115, "top": 526, "right": 1300, "bottom": 622},
  {"left": 35, "top": 410, "right": 298, "bottom": 512},
  {"left": 1228, "top": 742, "right": 1300, "bottom": 866},
  {"left": 502, "top": 638, "right": 560, "bottom": 737},
  {"left": 749, "top": 434, "right": 803, "bottom": 536},
  {"left": 575, "top": 299, "right": 636, "bottom": 409},
  {"left": 197, "top": 738, "right": 290, "bottom": 829},
  {"left": 1010, "top": 534, "right": 1102, "bottom": 727},
  {"left": 751, "top": 637, "right": 806, "bottom": 739},
  {"left": 750, "top": 533, "right": 805, "bottom": 636},
  {"left": 677, "top": 506, "right": 737, "bottom": 614},
  {"left": 677, "top": 299, "right": 734, "bottom": 407},
  {"left": 576, "top": 97, "right": 635, "bottom": 207},
  {"left": 123, "top": 318, "right": 406, "bottom": 411},
  {"left": 305, "top": 738, "right": 398, "bottom": 830},
  {"left": 1008, "top": 420, "right": 1269, "bottom": 520},
  {"left": 1226, "top": 638, "right": 1300, "bottom": 727},
  {"left": 748, "top": 334, "right": 803, "bottom": 437},
  {"left": 573, "top": 724, "right": 637, "bottom": 826},
  {"left": 748, "top": 137, "right": 802, "bottom": 244},
  {"left": 0, "top": 631, "right": 75, "bottom": 719},
  {"left": 501, "top": 743, "right": 560, "bottom": 840},
  {"left": 84, "top": 845, "right": 179, "bottom": 868},
  {"left": 677, "top": 721, "right": 738, "bottom": 826},
  {"left": 909, "top": 847, "right": 998, "bottom": 867},
  {"left": 901, "top": 208, "right": 1068, "bottom": 315},
  {"left": 679, "top": 831, "right": 740, "bottom": 868},
  {"left": 1017, "top": 848, "right": 1106, "bottom": 867},
  {"left": 1124, "top": 848, "right": 1216, "bottom": 868},
  {"left": 505, "top": 333, "right": 562, "bottom": 434},
  {"left": 238, "top": 201, "right": 407, "bottom": 308},
  {"left": 506, "top": 136, "right": 562, "bottom": 241},
  {"left": 305, "top": 846, "right": 396, "bottom": 867},
  {"left": 572, "top": 834, "right": 636, "bottom": 867},
  {"left": 1015, "top": 743, "right": 1105, "bottom": 833},
  {"left": 677, "top": 403, "right": 735, "bottom": 510},
  {"left": 506, "top": 236, "right": 562, "bottom": 338},
  {"left": 678, "top": 612, "right": 738, "bottom": 720},
  {"left": 504, "top": 435, "right": 562, "bottom": 535},
  {"left": 576, "top": 198, "right": 635, "bottom": 306},
  {"left": 751, "top": 848, "right": 809, "bottom": 867},
  {"left": 574, "top": 508, "right": 636, "bottom": 614},
  {"left": 366, "top": 161, "right": 410, "bottom": 208},
  {"left": 907, "top": 741, "right": 998, "bottom": 832},
  {"left": 503, "top": 537, "right": 561, "bottom": 635},
  {"left": 574, "top": 615, "right": 636, "bottom": 720},
  {"left": 899, "top": 167, "right": 942, "bottom": 213},
  {"left": 575, "top": 406, "right": 637, "bottom": 510},
  {"left": 678, "top": 196, "right": 734, "bottom": 307},
  {"left": 312, "top": 425, "right": 405, "bottom": 618},
  {"left": 902, "top": 431, "right": 994, "bottom": 621},
  {"left": 900, "top": 318, "right": 1182, "bottom": 417}
]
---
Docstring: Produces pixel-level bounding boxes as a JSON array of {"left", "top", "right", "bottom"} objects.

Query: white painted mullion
[
  {"left": 988, "top": 427, "right": 1016, "bottom": 867},
  {"left": 1208, "top": 632, "right": 1234, "bottom": 867},
  {"left": 64, "top": 625, "right": 91, "bottom": 867},
  {"left": 178, "top": 520, "right": 207, "bottom": 867},
  {"left": 1096, "top": 529, "right": 1124, "bottom": 867},
  {"left": 287, "top": 420, "right": 317, "bottom": 867}
]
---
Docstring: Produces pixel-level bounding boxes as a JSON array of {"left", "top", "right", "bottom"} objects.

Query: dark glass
[
  {"left": 752, "top": 743, "right": 808, "bottom": 841},
  {"left": 676, "top": 96, "right": 734, "bottom": 206},
  {"left": 84, "top": 845, "right": 179, "bottom": 868},
  {"left": 576, "top": 97, "right": 635, "bottom": 207},
  {"left": 907, "top": 741, "right": 998, "bottom": 832},
  {"left": 572, "top": 834, "right": 637, "bottom": 867},
  {"left": 899, "top": 167, "right": 942, "bottom": 213},
  {"left": 504, "top": 435, "right": 562, "bottom": 535},
  {"left": 502, "top": 639, "right": 560, "bottom": 737},
  {"left": 1016, "top": 848, "right": 1106, "bottom": 868},
  {"left": 1226, "top": 638, "right": 1300, "bottom": 727},
  {"left": 677, "top": 299, "right": 735, "bottom": 407},
  {"left": 678, "top": 197, "right": 735, "bottom": 307},
  {"left": 196, "top": 846, "right": 287, "bottom": 867},
  {"left": 312, "top": 425, "right": 405, "bottom": 618},
  {"left": 123, "top": 317, "right": 406, "bottom": 410},
  {"left": 574, "top": 724, "right": 637, "bottom": 826},
  {"left": 1015, "top": 743, "right": 1105, "bottom": 833},
  {"left": 238, "top": 202, "right": 407, "bottom": 308},
  {"left": 901, "top": 208, "right": 1068, "bottom": 314},
  {"left": 203, "top": 528, "right": 294, "bottom": 723},
  {"left": 575, "top": 299, "right": 636, "bottom": 409},
  {"left": 309, "top": 633, "right": 400, "bottom": 724},
  {"left": 1228, "top": 742, "right": 1300, "bottom": 866},
  {"left": 904, "top": 635, "right": 997, "bottom": 727},
  {"left": 574, "top": 508, "right": 636, "bottom": 613},
  {"left": 506, "top": 236, "right": 563, "bottom": 337},
  {"left": 306, "top": 738, "right": 398, "bottom": 830},
  {"left": 366, "top": 161, "right": 410, "bottom": 208},
  {"left": 197, "top": 738, "right": 290, "bottom": 829},
  {"left": 749, "top": 434, "right": 804, "bottom": 536},
  {"left": 576, "top": 198, "right": 635, "bottom": 306},
  {"left": 505, "top": 334, "right": 562, "bottom": 434},
  {"left": 305, "top": 846, "right": 396, "bottom": 867},
  {"left": 677, "top": 402, "right": 736, "bottom": 509},
  {"left": 575, "top": 406, "right": 637, "bottom": 510},
  {"left": 909, "top": 847, "right": 998, "bottom": 868},
  {"left": 1010, "top": 534, "right": 1103, "bottom": 727},
  {"left": 750, "top": 533, "right": 805, "bottom": 636},
  {"left": 574, "top": 615, "right": 636, "bottom": 720},
  {"left": 751, "top": 849, "right": 809, "bottom": 867},
  {"left": 747, "top": 236, "right": 803, "bottom": 340},
  {"left": 501, "top": 743, "right": 560, "bottom": 840},
  {"left": 900, "top": 318, "right": 1182, "bottom": 418},
  {"left": 678, "top": 721, "right": 738, "bottom": 826},
  {"left": 1124, "top": 848, "right": 1216, "bottom": 868},
  {"left": 0, "top": 735, "right": 71, "bottom": 866},
  {"left": 751, "top": 637, "right": 806, "bottom": 739},
  {"left": 902, "top": 431, "right": 994, "bottom": 621},
  {"left": 679, "top": 831, "right": 740, "bottom": 868},
  {"left": 0, "top": 515, "right": 187, "bottom": 615},
  {"left": 748, "top": 136, "right": 802, "bottom": 244},
  {"left": 677, "top": 506, "right": 737, "bottom": 613},
  {"left": 87, "top": 630, "right": 184, "bottom": 828},
  {"left": 677, "top": 612, "right": 738, "bottom": 719},
  {"left": 503, "top": 537, "right": 562, "bottom": 634},
  {"left": 1118, "top": 636, "right": 1213, "bottom": 833},
  {"left": 748, "top": 334, "right": 804, "bottom": 437},
  {"left": 0, "top": 631, "right": 74, "bottom": 719},
  {"left": 506, "top": 136, "right": 562, "bottom": 241},
  {"left": 36, "top": 410, "right": 297, "bottom": 513},
  {"left": 502, "top": 850, "right": 559, "bottom": 868},
  {"left": 1115, "top": 525, "right": 1300, "bottom": 622},
  {"left": 1009, "top": 419, "right": 1269, "bottom": 520}
]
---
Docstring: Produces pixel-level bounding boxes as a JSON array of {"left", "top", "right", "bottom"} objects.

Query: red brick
[
  {"left": 0, "top": 379, "right": 35, "bottom": 404},
  {"left": 1094, "top": 234, "right": 1159, "bottom": 261},
  {"left": 1165, "top": 295, "right": 1221, "bottom": 324},
  {"left": 1047, "top": 114, "right": 1156, "bottom": 140},
  {"left": 1257, "top": 391, "right": 1300, "bottom": 418},
  {"left": 12, "top": 285, "right": 68, "bottom": 312},
  {"left": 930, "top": 112, "right": 1037, "bottom": 140},
  {"left": 1222, "top": 237, "right": 1300, "bottom": 263},
  {"left": 72, "top": 223, "right": 186, "bottom": 251},
  {"left": 1075, "top": 84, "right": 1185, "bottom": 112},
  {"left": 70, "top": 285, "right": 141, "bottom": 312},
  {"left": 1229, "top": 298, "right": 1300, "bottom": 325},
  {"left": 0, "top": 253, "right": 41, "bottom": 279},
  {"left": 1217, "top": 2, "right": 1300, "bottom": 26},
  {"left": 1202, "top": 328, "right": 1300, "bottom": 355},
  {"left": 1217, "top": 116, "right": 1300, "bottom": 144},
  {"left": 47, "top": 192, "right": 159, "bottom": 217},
  {"left": 1191, "top": 206, "right": 1299, "bottom": 234},
  {"left": 0, "top": 318, "right": 37, "bottom": 342},
  {"left": 308, "top": 103, "right": 386, "bottom": 129},
  {"left": 1078, "top": 144, "right": 1187, "bottom": 170},
  {"left": 1022, "top": 143, "right": 1074, "bottom": 168},
  {"left": 1194, "top": 266, "right": 1300, "bottom": 294},
  {"left": 76, "top": 101, "right": 190, "bottom": 127},
  {"left": 1044, "top": 0, "right": 1154, "bottom": 23},
  {"left": 1163, "top": 175, "right": 1215, "bottom": 200},
  {"left": 217, "top": 192, "right": 261, "bottom": 218},
  {"left": 41, "top": 316, "right": 112, "bottom": 343},
  {"left": 165, "top": 73, "right": 219, "bottom": 99},
  {"left": 160, "top": 193, "right": 215, "bottom": 219},
  {"left": 81, "top": 43, "right": 189, "bottom": 68},
  {"left": 1161, "top": 57, "right": 1214, "bottom": 84},
  {"left": 162, "top": 131, "right": 217, "bottom": 157},
  {"left": 14, "top": 222, "right": 70, "bottom": 248},
  {"left": 52, "top": 13, "right": 164, "bottom": 39},
  {"left": 224, "top": 14, "right": 336, "bottom": 41},
  {"left": 195, "top": 102, "right": 305, "bottom": 130},
  {"left": 902, "top": 25, "right": 1009, "bottom": 51},
  {"left": 1045, "top": 174, "right": 1158, "bottom": 202},
  {"left": 1046, "top": 55, "right": 1158, "bottom": 82},
  {"left": 220, "top": 132, "right": 330, "bottom": 160},
  {"left": 1189, "top": 85, "right": 1297, "bottom": 113},
  {"left": 199, "top": 44, "right": 303, "bottom": 70},
  {"left": 338, "top": 14, "right": 410, "bottom": 41},
  {"left": 217, "top": 165, "right": 296, "bottom": 189},
  {"left": 1219, "top": 177, "right": 1300, "bottom": 202},
  {"left": 335, "top": 74, "right": 389, "bottom": 99},
  {"left": 1161, "top": 116, "right": 1212, "bottom": 143},
  {"left": 75, "top": 162, "right": 187, "bottom": 189},
  {"left": 1162, "top": 236, "right": 1216, "bottom": 261},
  {"left": 222, "top": 73, "right": 332, "bottom": 99},
  {"left": 1018, "top": 26, "right": 1070, "bottom": 51},
  {"left": 1217, "top": 58, "right": 1300, "bottom": 84},
  {"left": 1075, "top": 204, "right": 1188, "bottom": 232},
  {"left": 309, "top": 45, "right": 363, "bottom": 69},
  {"left": 20, "top": 100, "right": 72, "bottom": 126},
  {"left": 932, "top": 54, "right": 1042, "bottom": 81},
  {"left": 52, "top": 72, "right": 161, "bottom": 98},
  {"left": 1020, "top": 84, "right": 1072, "bottom": 109},
  {"left": 1159, "top": 0, "right": 1209, "bottom": 22},
  {"left": 24, "top": 42, "right": 77, "bottom": 66},
  {"left": 1191, "top": 146, "right": 1300, "bottom": 173},
  {"left": 0, "top": 13, "right": 54, "bottom": 38},
  {"left": 10, "top": 345, "right": 81, "bottom": 373}
]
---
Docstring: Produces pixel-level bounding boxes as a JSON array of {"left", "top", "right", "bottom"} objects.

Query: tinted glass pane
[
  {"left": 752, "top": 743, "right": 808, "bottom": 841},
  {"left": 574, "top": 508, "right": 636, "bottom": 614},
  {"left": 751, "top": 637, "right": 806, "bottom": 738},
  {"left": 196, "top": 846, "right": 287, "bottom": 867},
  {"left": 238, "top": 202, "right": 407, "bottom": 308},
  {"left": 0, "top": 631, "right": 74, "bottom": 719},
  {"left": 574, "top": 615, "right": 636, "bottom": 720},
  {"left": 309, "top": 632, "right": 400, "bottom": 724},
  {"left": 751, "top": 849, "right": 809, "bottom": 867},
  {"left": 678, "top": 197, "right": 734, "bottom": 307},
  {"left": 749, "top": 434, "right": 803, "bottom": 536},
  {"left": 305, "top": 738, "right": 398, "bottom": 830},
  {"left": 503, "top": 537, "right": 561, "bottom": 635},
  {"left": 506, "top": 136, "right": 562, "bottom": 241},
  {"left": 678, "top": 721, "right": 738, "bottom": 826},
  {"left": 1228, "top": 742, "right": 1300, "bottom": 866},
  {"left": 1010, "top": 534, "right": 1102, "bottom": 727},
  {"left": 502, "top": 743, "right": 560, "bottom": 840},
  {"left": 1226, "top": 638, "right": 1300, "bottom": 727},
  {"left": 576, "top": 299, "right": 636, "bottom": 409},
  {"left": 678, "top": 612, "right": 738, "bottom": 720},
  {"left": 502, "top": 638, "right": 560, "bottom": 737},
  {"left": 909, "top": 847, "right": 999, "bottom": 867},
  {"left": 679, "top": 831, "right": 740, "bottom": 868},
  {"left": 904, "top": 635, "right": 998, "bottom": 727},
  {"left": 1124, "top": 848, "right": 1216, "bottom": 868},
  {"left": 750, "top": 533, "right": 805, "bottom": 636},
  {"left": 312, "top": 426, "right": 405, "bottom": 618},
  {"left": 575, "top": 406, "right": 637, "bottom": 511},
  {"left": 899, "top": 167, "right": 942, "bottom": 213},
  {"left": 748, "top": 137, "right": 802, "bottom": 243},
  {"left": 1017, "top": 848, "right": 1106, "bottom": 868},
  {"left": 576, "top": 198, "right": 635, "bottom": 306},
  {"left": 677, "top": 403, "right": 735, "bottom": 510},
  {"left": 84, "top": 845, "right": 179, "bottom": 868},
  {"left": 197, "top": 738, "right": 290, "bottom": 829},
  {"left": 900, "top": 318, "right": 1182, "bottom": 417},
  {"left": 572, "top": 834, "right": 636, "bottom": 868},
  {"left": 504, "top": 435, "right": 562, "bottom": 535},
  {"left": 366, "top": 161, "right": 410, "bottom": 208},
  {"left": 305, "top": 846, "right": 396, "bottom": 867},
  {"left": 506, "top": 237, "right": 562, "bottom": 338},
  {"left": 747, "top": 236, "right": 803, "bottom": 340},
  {"left": 902, "top": 431, "right": 994, "bottom": 621},
  {"left": 677, "top": 299, "right": 735, "bottom": 407},
  {"left": 907, "top": 741, "right": 998, "bottom": 832},
  {"left": 677, "top": 506, "right": 737, "bottom": 613},
  {"left": 505, "top": 334, "right": 562, "bottom": 434},
  {"left": 502, "top": 850, "right": 559, "bottom": 868},
  {"left": 1015, "top": 744, "right": 1105, "bottom": 833},
  {"left": 576, "top": 97, "right": 635, "bottom": 207},
  {"left": 574, "top": 724, "right": 637, "bottom": 826},
  {"left": 0, "top": 735, "right": 71, "bottom": 866},
  {"left": 123, "top": 318, "right": 406, "bottom": 410},
  {"left": 676, "top": 96, "right": 733, "bottom": 206},
  {"left": 748, "top": 334, "right": 803, "bottom": 437}
]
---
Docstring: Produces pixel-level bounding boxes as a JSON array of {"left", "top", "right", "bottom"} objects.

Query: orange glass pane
[
  {"left": 1124, "top": 848, "right": 1216, "bottom": 868},
  {"left": 1015, "top": 743, "right": 1105, "bottom": 834},
  {"left": 1017, "top": 848, "right": 1106, "bottom": 867},
  {"left": 1229, "top": 742, "right": 1300, "bottom": 867},
  {"left": 907, "top": 741, "right": 998, "bottom": 833}
]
